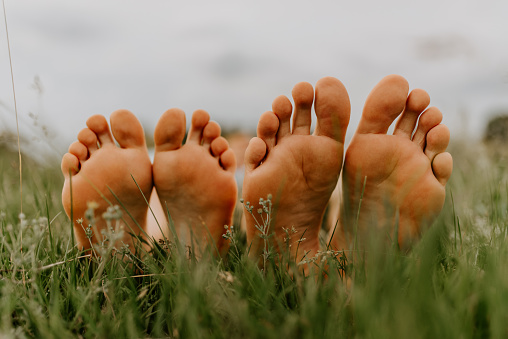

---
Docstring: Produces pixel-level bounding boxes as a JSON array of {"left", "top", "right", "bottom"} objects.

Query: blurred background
[{"left": 0, "top": 0, "right": 507, "bottom": 163}]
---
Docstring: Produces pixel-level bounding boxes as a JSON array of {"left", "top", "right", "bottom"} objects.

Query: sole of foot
[
  {"left": 61, "top": 109, "right": 153, "bottom": 252},
  {"left": 242, "top": 77, "right": 350, "bottom": 267},
  {"left": 152, "top": 109, "right": 237, "bottom": 256},
  {"left": 330, "top": 75, "right": 453, "bottom": 252}
]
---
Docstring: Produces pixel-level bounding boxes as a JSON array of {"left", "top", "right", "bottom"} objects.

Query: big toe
[
  {"left": 357, "top": 74, "right": 409, "bottom": 135},
  {"left": 154, "top": 108, "right": 186, "bottom": 152},
  {"left": 110, "top": 109, "right": 147, "bottom": 149},
  {"left": 313, "top": 76, "right": 350, "bottom": 143}
]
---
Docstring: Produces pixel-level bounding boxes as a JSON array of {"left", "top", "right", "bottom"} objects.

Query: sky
[{"left": 0, "top": 0, "right": 507, "bottom": 161}]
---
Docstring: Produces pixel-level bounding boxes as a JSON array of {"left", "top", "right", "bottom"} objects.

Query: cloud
[{"left": 0, "top": 0, "right": 507, "bottom": 156}]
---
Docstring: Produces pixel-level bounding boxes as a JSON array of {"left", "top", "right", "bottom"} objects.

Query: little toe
[
  {"left": 154, "top": 108, "right": 186, "bottom": 152},
  {"left": 432, "top": 152, "right": 453, "bottom": 186},
  {"left": 244, "top": 137, "right": 267, "bottom": 171},
  {"left": 211, "top": 136, "right": 236, "bottom": 173},
  {"left": 393, "top": 89, "right": 430, "bottom": 138},
  {"left": 202, "top": 121, "right": 221, "bottom": 149},
  {"left": 272, "top": 95, "right": 292, "bottom": 141},
  {"left": 357, "top": 74, "right": 409, "bottom": 135},
  {"left": 110, "top": 109, "right": 146, "bottom": 149},
  {"left": 86, "top": 114, "right": 114, "bottom": 146},
  {"left": 68, "top": 141, "right": 88, "bottom": 162},
  {"left": 210, "top": 137, "right": 229, "bottom": 157},
  {"left": 77, "top": 128, "right": 99, "bottom": 154},
  {"left": 61, "top": 153, "right": 80, "bottom": 178},
  {"left": 313, "top": 76, "right": 350, "bottom": 143},
  {"left": 412, "top": 107, "right": 442, "bottom": 149},
  {"left": 257, "top": 111, "right": 279, "bottom": 151},
  {"left": 291, "top": 82, "right": 314, "bottom": 135},
  {"left": 424, "top": 124, "right": 450, "bottom": 161},
  {"left": 187, "top": 109, "right": 210, "bottom": 144},
  {"left": 220, "top": 148, "right": 236, "bottom": 173}
]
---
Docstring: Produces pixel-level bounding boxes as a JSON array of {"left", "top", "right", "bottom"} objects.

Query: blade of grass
[{"left": 2, "top": 0, "right": 22, "bottom": 217}]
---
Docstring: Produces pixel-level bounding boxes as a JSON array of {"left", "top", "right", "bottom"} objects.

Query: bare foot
[
  {"left": 242, "top": 77, "right": 350, "bottom": 263},
  {"left": 153, "top": 109, "right": 237, "bottom": 255},
  {"left": 330, "top": 75, "right": 453, "bottom": 251},
  {"left": 61, "top": 110, "right": 153, "bottom": 250}
]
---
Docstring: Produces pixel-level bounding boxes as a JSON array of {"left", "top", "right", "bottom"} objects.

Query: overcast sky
[{"left": 1, "top": 0, "right": 507, "bottom": 160}]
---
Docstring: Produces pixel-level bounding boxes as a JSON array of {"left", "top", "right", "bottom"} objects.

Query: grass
[
  {"left": 3, "top": 3, "right": 506, "bottom": 335},
  {"left": 0, "top": 140, "right": 506, "bottom": 338}
]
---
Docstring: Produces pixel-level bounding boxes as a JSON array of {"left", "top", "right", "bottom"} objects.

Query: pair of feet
[
  {"left": 61, "top": 75, "right": 452, "bottom": 262},
  {"left": 61, "top": 108, "right": 237, "bottom": 254}
]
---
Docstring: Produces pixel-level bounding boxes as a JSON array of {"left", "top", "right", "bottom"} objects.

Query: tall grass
[
  {"left": 0, "top": 140, "right": 506, "bottom": 338},
  {"left": 2, "top": 6, "right": 507, "bottom": 334}
]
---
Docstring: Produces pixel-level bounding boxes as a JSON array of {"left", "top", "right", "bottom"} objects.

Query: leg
[
  {"left": 152, "top": 109, "right": 237, "bottom": 255},
  {"left": 242, "top": 77, "right": 350, "bottom": 264},
  {"left": 330, "top": 75, "right": 453, "bottom": 251},
  {"left": 61, "top": 110, "right": 153, "bottom": 250}
]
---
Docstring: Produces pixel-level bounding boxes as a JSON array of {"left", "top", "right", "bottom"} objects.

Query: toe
[
  {"left": 187, "top": 109, "right": 210, "bottom": 144},
  {"left": 313, "top": 76, "right": 350, "bottom": 143},
  {"left": 244, "top": 137, "right": 267, "bottom": 171},
  {"left": 272, "top": 95, "right": 292, "bottom": 141},
  {"left": 110, "top": 109, "right": 147, "bottom": 149},
  {"left": 68, "top": 141, "right": 88, "bottom": 162},
  {"left": 412, "top": 107, "right": 443, "bottom": 149},
  {"left": 61, "top": 153, "right": 79, "bottom": 178},
  {"left": 202, "top": 121, "right": 221, "bottom": 150},
  {"left": 77, "top": 128, "right": 99, "bottom": 154},
  {"left": 220, "top": 148, "right": 236, "bottom": 174},
  {"left": 257, "top": 111, "right": 279, "bottom": 151},
  {"left": 291, "top": 82, "right": 314, "bottom": 135},
  {"left": 393, "top": 89, "right": 430, "bottom": 138},
  {"left": 210, "top": 137, "right": 229, "bottom": 157},
  {"left": 86, "top": 114, "right": 114, "bottom": 146},
  {"left": 210, "top": 136, "right": 236, "bottom": 173},
  {"left": 356, "top": 74, "right": 409, "bottom": 135},
  {"left": 154, "top": 108, "right": 186, "bottom": 152},
  {"left": 432, "top": 152, "right": 453, "bottom": 186},
  {"left": 424, "top": 124, "right": 450, "bottom": 161}
]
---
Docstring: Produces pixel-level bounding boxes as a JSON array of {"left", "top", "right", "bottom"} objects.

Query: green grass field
[{"left": 0, "top": 139, "right": 506, "bottom": 338}]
